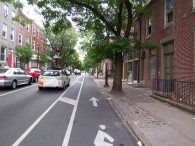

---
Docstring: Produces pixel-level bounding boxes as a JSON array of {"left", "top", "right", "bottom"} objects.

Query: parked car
[
  {"left": 75, "top": 69, "right": 81, "bottom": 75},
  {"left": 25, "top": 68, "right": 41, "bottom": 82},
  {"left": 37, "top": 69, "right": 70, "bottom": 90},
  {"left": 0, "top": 68, "right": 32, "bottom": 89}
]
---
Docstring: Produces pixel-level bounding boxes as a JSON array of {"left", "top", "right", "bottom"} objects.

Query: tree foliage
[
  {"left": 27, "top": 0, "right": 150, "bottom": 92},
  {"left": 44, "top": 25, "right": 79, "bottom": 68},
  {"left": 15, "top": 43, "right": 33, "bottom": 68},
  {"left": 3, "top": 0, "right": 153, "bottom": 92}
]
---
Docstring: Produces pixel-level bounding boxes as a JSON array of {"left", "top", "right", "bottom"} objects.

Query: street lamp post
[
  {"left": 104, "top": 59, "right": 109, "bottom": 87},
  {"left": 37, "top": 45, "right": 40, "bottom": 68}
]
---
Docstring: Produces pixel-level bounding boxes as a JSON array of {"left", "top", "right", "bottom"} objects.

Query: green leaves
[{"left": 15, "top": 44, "right": 33, "bottom": 65}]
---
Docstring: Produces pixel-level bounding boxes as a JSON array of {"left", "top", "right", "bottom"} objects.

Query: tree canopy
[{"left": 2, "top": 0, "right": 152, "bottom": 92}]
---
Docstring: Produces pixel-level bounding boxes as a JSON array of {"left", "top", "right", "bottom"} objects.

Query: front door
[{"left": 8, "top": 50, "right": 13, "bottom": 68}]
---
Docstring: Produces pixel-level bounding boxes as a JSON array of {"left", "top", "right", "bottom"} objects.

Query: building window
[
  {"left": 26, "top": 24, "right": 29, "bottom": 31},
  {"left": 33, "top": 41, "right": 35, "bottom": 50},
  {"left": 149, "top": 55, "right": 156, "bottom": 79},
  {"left": 33, "top": 25, "right": 36, "bottom": 36},
  {"left": 0, "top": 47, "right": 6, "bottom": 62},
  {"left": 18, "top": 34, "right": 22, "bottom": 45},
  {"left": 26, "top": 37, "right": 29, "bottom": 44},
  {"left": 165, "top": 0, "right": 173, "bottom": 25},
  {"left": 37, "top": 30, "right": 39, "bottom": 38},
  {"left": 10, "top": 28, "right": 14, "bottom": 41},
  {"left": 193, "top": 0, "right": 195, "bottom": 9},
  {"left": 3, "top": 4, "right": 8, "bottom": 18},
  {"left": 2, "top": 24, "right": 7, "bottom": 38},
  {"left": 164, "top": 42, "right": 174, "bottom": 79},
  {"left": 146, "top": 15, "right": 152, "bottom": 36},
  {"left": 11, "top": 10, "right": 15, "bottom": 23}
]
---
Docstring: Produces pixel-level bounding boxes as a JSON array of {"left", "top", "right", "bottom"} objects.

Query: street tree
[
  {"left": 44, "top": 25, "right": 78, "bottom": 68},
  {"left": 2, "top": 0, "right": 152, "bottom": 92},
  {"left": 30, "top": 0, "right": 151, "bottom": 92},
  {"left": 15, "top": 43, "right": 33, "bottom": 69},
  {"left": 38, "top": 49, "right": 48, "bottom": 69}
]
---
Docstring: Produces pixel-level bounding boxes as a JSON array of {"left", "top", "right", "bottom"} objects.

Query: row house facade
[
  {"left": 0, "top": 2, "right": 16, "bottom": 67},
  {"left": 15, "top": 9, "right": 47, "bottom": 69},
  {"left": 0, "top": 2, "right": 47, "bottom": 69},
  {"left": 124, "top": 0, "right": 195, "bottom": 105}
]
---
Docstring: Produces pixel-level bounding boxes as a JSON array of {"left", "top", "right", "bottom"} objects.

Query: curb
[
  {"left": 150, "top": 94, "right": 195, "bottom": 114},
  {"left": 93, "top": 77, "right": 150, "bottom": 146}
]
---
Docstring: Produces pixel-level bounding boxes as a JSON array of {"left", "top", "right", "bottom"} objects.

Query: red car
[{"left": 26, "top": 68, "right": 42, "bottom": 82}]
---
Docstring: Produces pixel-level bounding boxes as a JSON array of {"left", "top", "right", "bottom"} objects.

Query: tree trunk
[{"left": 111, "top": 52, "right": 123, "bottom": 92}]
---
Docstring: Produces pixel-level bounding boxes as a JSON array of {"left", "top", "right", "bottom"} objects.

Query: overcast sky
[{"left": 20, "top": 0, "right": 43, "bottom": 27}]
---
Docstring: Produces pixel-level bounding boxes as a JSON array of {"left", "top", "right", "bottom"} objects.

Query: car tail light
[
  {"left": 37, "top": 80, "right": 43, "bottom": 85},
  {"left": 0, "top": 75, "right": 8, "bottom": 79}
]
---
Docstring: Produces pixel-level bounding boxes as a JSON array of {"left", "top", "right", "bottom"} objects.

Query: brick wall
[{"left": 174, "top": 0, "right": 195, "bottom": 81}]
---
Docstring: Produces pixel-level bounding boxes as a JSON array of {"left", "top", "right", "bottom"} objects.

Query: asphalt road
[{"left": 0, "top": 73, "right": 137, "bottom": 146}]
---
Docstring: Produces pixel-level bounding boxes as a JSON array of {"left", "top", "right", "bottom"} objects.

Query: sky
[{"left": 20, "top": 0, "right": 44, "bottom": 27}]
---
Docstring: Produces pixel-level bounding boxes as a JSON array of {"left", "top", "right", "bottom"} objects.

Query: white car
[
  {"left": 37, "top": 69, "right": 70, "bottom": 90},
  {"left": 75, "top": 69, "right": 81, "bottom": 75}
]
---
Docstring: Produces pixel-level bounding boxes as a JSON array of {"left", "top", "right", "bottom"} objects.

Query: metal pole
[
  {"left": 104, "top": 63, "right": 109, "bottom": 87},
  {"left": 37, "top": 46, "right": 39, "bottom": 68}
]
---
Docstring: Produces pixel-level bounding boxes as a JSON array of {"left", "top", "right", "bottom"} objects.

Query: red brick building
[
  {"left": 124, "top": 0, "right": 195, "bottom": 87},
  {"left": 15, "top": 9, "right": 46, "bottom": 68}
]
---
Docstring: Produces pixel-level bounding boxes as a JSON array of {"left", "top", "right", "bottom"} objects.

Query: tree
[
  {"left": 15, "top": 43, "right": 33, "bottom": 69},
  {"left": 31, "top": 0, "right": 151, "bottom": 92},
  {"left": 2, "top": 0, "right": 150, "bottom": 92},
  {"left": 38, "top": 49, "right": 48, "bottom": 69},
  {"left": 44, "top": 26, "right": 79, "bottom": 68}
]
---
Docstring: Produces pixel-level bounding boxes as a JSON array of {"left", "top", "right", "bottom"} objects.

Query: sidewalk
[{"left": 93, "top": 77, "right": 195, "bottom": 146}]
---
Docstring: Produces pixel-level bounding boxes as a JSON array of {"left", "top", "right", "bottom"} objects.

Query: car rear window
[
  {"left": 0, "top": 69, "right": 9, "bottom": 73},
  {"left": 42, "top": 71, "right": 60, "bottom": 76}
]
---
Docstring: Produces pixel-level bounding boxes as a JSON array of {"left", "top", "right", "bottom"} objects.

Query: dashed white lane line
[
  {"left": 59, "top": 97, "right": 76, "bottom": 106},
  {"left": 12, "top": 76, "right": 83, "bottom": 146},
  {"left": 76, "top": 81, "right": 83, "bottom": 84}
]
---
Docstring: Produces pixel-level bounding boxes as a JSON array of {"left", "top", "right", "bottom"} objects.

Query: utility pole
[
  {"left": 104, "top": 59, "right": 109, "bottom": 87},
  {"left": 37, "top": 45, "right": 40, "bottom": 68}
]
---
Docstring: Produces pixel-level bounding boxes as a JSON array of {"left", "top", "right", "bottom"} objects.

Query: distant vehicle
[
  {"left": 66, "top": 70, "right": 71, "bottom": 76},
  {"left": 37, "top": 69, "right": 70, "bottom": 90},
  {"left": 75, "top": 69, "right": 81, "bottom": 75},
  {"left": 25, "top": 68, "right": 41, "bottom": 82},
  {"left": 0, "top": 68, "right": 32, "bottom": 89}
]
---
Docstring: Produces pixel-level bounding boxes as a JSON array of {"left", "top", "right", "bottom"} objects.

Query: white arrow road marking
[
  {"left": 89, "top": 97, "right": 99, "bottom": 107},
  {"left": 94, "top": 125, "right": 114, "bottom": 146},
  {"left": 59, "top": 97, "right": 76, "bottom": 106}
]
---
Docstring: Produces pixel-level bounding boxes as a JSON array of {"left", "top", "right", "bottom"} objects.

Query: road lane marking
[
  {"left": 62, "top": 74, "right": 85, "bottom": 146},
  {"left": 76, "top": 81, "right": 83, "bottom": 84},
  {"left": 12, "top": 75, "right": 83, "bottom": 146},
  {"left": 0, "top": 84, "right": 37, "bottom": 97},
  {"left": 89, "top": 97, "right": 99, "bottom": 107},
  {"left": 94, "top": 125, "right": 114, "bottom": 146},
  {"left": 59, "top": 97, "right": 76, "bottom": 106}
]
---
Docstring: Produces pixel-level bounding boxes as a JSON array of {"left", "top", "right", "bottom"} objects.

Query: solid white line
[
  {"left": 59, "top": 97, "right": 76, "bottom": 106},
  {"left": 0, "top": 84, "right": 37, "bottom": 97},
  {"left": 62, "top": 74, "right": 85, "bottom": 146},
  {"left": 12, "top": 76, "right": 83, "bottom": 146}
]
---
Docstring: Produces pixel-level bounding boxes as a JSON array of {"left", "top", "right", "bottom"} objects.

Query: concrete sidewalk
[{"left": 93, "top": 77, "right": 195, "bottom": 146}]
